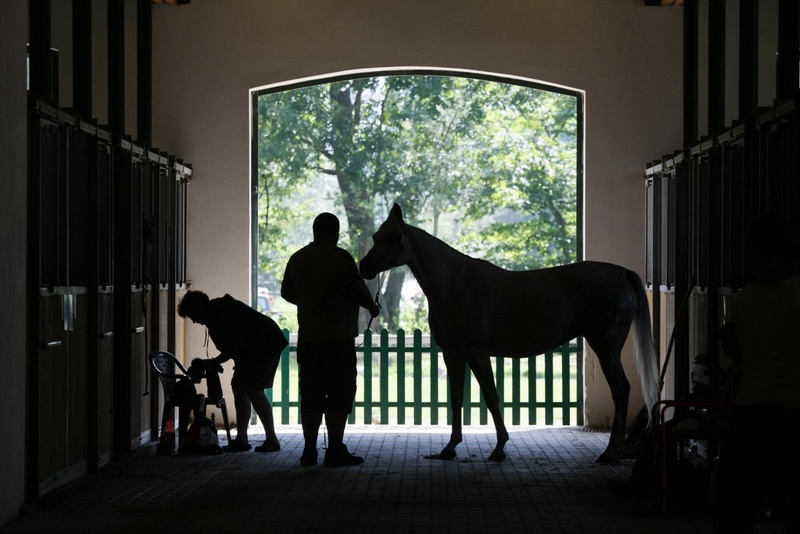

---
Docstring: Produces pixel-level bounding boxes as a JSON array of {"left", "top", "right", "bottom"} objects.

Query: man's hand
[{"left": 369, "top": 302, "right": 380, "bottom": 318}]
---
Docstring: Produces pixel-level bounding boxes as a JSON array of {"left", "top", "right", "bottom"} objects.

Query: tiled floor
[{"left": 1, "top": 425, "right": 791, "bottom": 533}]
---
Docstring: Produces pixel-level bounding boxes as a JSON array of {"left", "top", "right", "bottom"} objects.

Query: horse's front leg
[
  {"left": 469, "top": 354, "right": 509, "bottom": 461},
  {"left": 437, "top": 352, "right": 465, "bottom": 460}
]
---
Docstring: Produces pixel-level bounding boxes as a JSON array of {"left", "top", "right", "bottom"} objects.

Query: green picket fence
[{"left": 268, "top": 328, "right": 584, "bottom": 427}]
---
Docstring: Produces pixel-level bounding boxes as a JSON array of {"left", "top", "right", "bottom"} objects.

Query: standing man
[
  {"left": 281, "top": 212, "right": 380, "bottom": 467},
  {"left": 178, "top": 290, "right": 287, "bottom": 452}
]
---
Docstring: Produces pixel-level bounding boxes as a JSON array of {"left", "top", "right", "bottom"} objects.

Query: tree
[{"left": 255, "top": 75, "right": 578, "bottom": 332}]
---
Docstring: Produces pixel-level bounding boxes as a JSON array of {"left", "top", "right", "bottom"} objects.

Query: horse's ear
[{"left": 390, "top": 203, "right": 404, "bottom": 223}]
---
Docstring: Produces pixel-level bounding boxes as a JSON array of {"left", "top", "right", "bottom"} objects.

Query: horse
[{"left": 359, "top": 203, "right": 660, "bottom": 464}]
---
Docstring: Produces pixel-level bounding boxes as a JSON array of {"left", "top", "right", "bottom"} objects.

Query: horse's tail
[{"left": 625, "top": 269, "right": 661, "bottom": 428}]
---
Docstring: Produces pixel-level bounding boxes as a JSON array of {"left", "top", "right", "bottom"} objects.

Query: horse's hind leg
[
  {"left": 593, "top": 347, "right": 630, "bottom": 464},
  {"left": 469, "top": 354, "right": 509, "bottom": 461},
  {"left": 436, "top": 351, "right": 466, "bottom": 460}
]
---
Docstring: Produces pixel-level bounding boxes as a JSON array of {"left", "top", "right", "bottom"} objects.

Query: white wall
[
  {"left": 148, "top": 0, "right": 685, "bottom": 427},
  {"left": 0, "top": 0, "right": 28, "bottom": 525}
]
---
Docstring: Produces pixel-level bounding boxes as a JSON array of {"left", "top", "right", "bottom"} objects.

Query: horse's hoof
[
  {"left": 595, "top": 452, "right": 619, "bottom": 465},
  {"left": 487, "top": 451, "right": 506, "bottom": 462},
  {"left": 433, "top": 449, "right": 456, "bottom": 460}
]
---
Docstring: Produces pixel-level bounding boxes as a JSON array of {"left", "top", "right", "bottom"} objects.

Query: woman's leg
[
  {"left": 248, "top": 387, "right": 279, "bottom": 447},
  {"left": 231, "top": 380, "right": 252, "bottom": 444}
]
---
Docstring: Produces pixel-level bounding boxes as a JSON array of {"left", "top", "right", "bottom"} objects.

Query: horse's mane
[{"left": 408, "top": 224, "right": 514, "bottom": 274}]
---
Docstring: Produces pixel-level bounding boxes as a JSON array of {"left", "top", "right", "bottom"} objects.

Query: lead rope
[
  {"left": 358, "top": 270, "right": 387, "bottom": 348},
  {"left": 367, "top": 271, "right": 386, "bottom": 331}
]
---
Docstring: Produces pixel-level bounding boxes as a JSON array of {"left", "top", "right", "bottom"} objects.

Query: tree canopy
[{"left": 255, "top": 74, "right": 578, "bottom": 332}]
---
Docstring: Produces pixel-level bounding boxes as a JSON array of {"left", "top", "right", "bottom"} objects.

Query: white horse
[{"left": 359, "top": 204, "right": 660, "bottom": 463}]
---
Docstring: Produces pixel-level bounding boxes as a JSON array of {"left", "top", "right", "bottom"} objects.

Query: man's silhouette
[{"left": 281, "top": 213, "right": 380, "bottom": 466}]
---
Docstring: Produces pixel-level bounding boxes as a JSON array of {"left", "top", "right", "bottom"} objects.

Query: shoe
[
  {"left": 300, "top": 447, "right": 318, "bottom": 466},
  {"left": 223, "top": 442, "right": 252, "bottom": 452},
  {"left": 323, "top": 444, "right": 364, "bottom": 467},
  {"left": 254, "top": 442, "right": 280, "bottom": 453}
]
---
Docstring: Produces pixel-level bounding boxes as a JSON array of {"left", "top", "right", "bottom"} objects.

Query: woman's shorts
[{"left": 230, "top": 353, "right": 281, "bottom": 391}]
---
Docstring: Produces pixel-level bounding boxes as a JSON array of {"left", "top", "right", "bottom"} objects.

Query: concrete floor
[{"left": 0, "top": 425, "right": 791, "bottom": 533}]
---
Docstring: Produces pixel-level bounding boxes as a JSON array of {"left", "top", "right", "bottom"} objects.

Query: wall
[
  {"left": 0, "top": 0, "right": 28, "bottom": 525},
  {"left": 148, "top": 0, "right": 685, "bottom": 427}
]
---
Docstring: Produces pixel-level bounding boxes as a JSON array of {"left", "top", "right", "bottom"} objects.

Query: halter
[
  {"left": 364, "top": 232, "right": 408, "bottom": 333},
  {"left": 367, "top": 231, "right": 408, "bottom": 269}
]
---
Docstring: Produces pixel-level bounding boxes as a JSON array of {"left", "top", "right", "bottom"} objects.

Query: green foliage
[{"left": 255, "top": 74, "right": 578, "bottom": 331}]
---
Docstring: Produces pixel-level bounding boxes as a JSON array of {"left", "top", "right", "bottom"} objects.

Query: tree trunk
[
  {"left": 381, "top": 268, "right": 405, "bottom": 332},
  {"left": 327, "top": 81, "right": 406, "bottom": 332}
]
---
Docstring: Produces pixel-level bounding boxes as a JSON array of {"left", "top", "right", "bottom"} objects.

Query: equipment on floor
[{"left": 149, "top": 351, "right": 231, "bottom": 455}]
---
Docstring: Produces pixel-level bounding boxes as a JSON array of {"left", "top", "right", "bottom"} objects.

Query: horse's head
[{"left": 359, "top": 203, "right": 411, "bottom": 280}]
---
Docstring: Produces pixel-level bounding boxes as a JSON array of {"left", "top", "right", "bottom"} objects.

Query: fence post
[
  {"left": 545, "top": 349, "right": 554, "bottom": 425},
  {"left": 576, "top": 341, "right": 585, "bottom": 425},
  {"left": 280, "top": 328, "right": 291, "bottom": 424},
  {"left": 413, "top": 330, "right": 423, "bottom": 424},
  {"left": 431, "top": 334, "right": 441, "bottom": 425},
  {"left": 528, "top": 356, "right": 537, "bottom": 425},
  {"left": 512, "top": 358, "right": 521, "bottom": 425},
  {"left": 397, "top": 328, "right": 406, "bottom": 425},
  {"left": 360, "top": 329, "right": 374, "bottom": 424},
  {"left": 380, "top": 329, "right": 390, "bottom": 424},
  {"left": 561, "top": 343, "right": 571, "bottom": 425}
]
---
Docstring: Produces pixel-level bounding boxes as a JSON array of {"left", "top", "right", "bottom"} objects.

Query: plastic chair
[{"left": 149, "top": 350, "right": 203, "bottom": 453}]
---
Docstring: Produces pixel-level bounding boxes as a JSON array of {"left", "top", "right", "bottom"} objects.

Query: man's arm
[
  {"left": 281, "top": 262, "right": 297, "bottom": 304},
  {"left": 214, "top": 353, "right": 234, "bottom": 364},
  {"left": 336, "top": 247, "right": 379, "bottom": 317},
  {"left": 358, "top": 280, "right": 381, "bottom": 317},
  {"left": 353, "top": 274, "right": 380, "bottom": 317}
]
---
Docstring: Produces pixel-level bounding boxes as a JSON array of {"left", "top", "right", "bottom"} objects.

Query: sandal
[
  {"left": 223, "top": 442, "right": 252, "bottom": 452},
  {"left": 254, "top": 442, "right": 280, "bottom": 453}
]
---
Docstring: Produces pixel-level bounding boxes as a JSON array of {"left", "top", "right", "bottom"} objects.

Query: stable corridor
[{"left": 0, "top": 426, "right": 789, "bottom": 533}]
